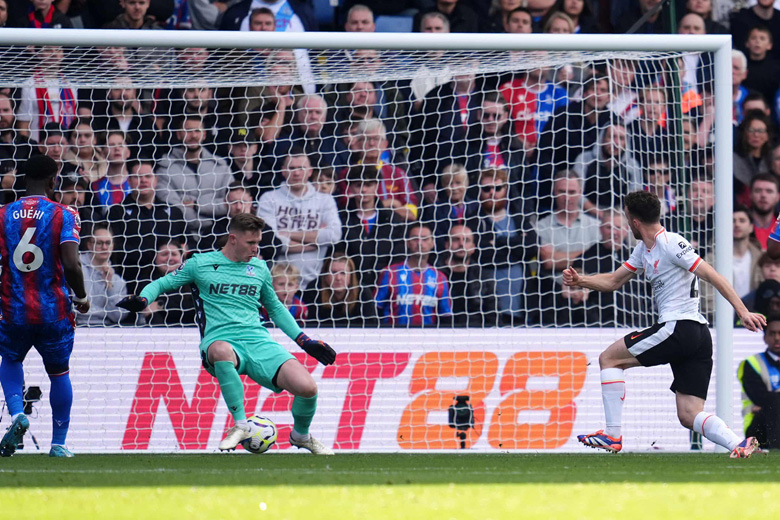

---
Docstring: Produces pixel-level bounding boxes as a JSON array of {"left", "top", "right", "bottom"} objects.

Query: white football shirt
[{"left": 622, "top": 228, "right": 707, "bottom": 324}]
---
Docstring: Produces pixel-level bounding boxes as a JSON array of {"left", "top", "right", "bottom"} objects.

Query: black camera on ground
[
  {"left": 23, "top": 386, "right": 42, "bottom": 415},
  {"left": 448, "top": 395, "right": 474, "bottom": 449}
]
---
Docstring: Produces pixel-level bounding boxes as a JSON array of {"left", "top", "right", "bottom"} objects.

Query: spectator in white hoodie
[{"left": 257, "top": 148, "right": 342, "bottom": 289}]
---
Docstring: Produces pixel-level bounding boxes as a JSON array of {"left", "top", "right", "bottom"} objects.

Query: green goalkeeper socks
[
  {"left": 291, "top": 395, "right": 317, "bottom": 435},
  {"left": 214, "top": 361, "right": 246, "bottom": 423}
]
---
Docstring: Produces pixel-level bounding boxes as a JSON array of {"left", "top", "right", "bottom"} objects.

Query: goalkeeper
[{"left": 118, "top": 213, "right": 336, "bottom": 455}]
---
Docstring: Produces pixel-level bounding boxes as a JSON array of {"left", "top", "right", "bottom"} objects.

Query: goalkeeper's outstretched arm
[
  {"left": 562, "top": 265, "right": 635, "bottom": 292},
  {"left": 119, "top": 258, "right": 197, "bottom": 311}
]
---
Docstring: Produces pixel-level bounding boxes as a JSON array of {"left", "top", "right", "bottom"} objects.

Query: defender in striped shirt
[{"left": 0, "top": 156, "right": 89, "bottom": 458}]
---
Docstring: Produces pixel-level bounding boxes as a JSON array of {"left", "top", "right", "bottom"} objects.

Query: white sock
[
  {"left": 291, "top": 429, "right": 310, "bottom": 442},
  {"left": 236, "top": 419, "right": 249, "bottom": 430},
  {"left": 11, "top": 413, "right": 22, "bottom": 420},
  {"left": 693, "top": 412, "right": 741, "bottom": 451},
  {"left": 601, "top": 368, "right": 625, "bottom": 439}
]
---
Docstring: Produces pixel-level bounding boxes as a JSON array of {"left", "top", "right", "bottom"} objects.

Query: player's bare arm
[
  {"left": 61, "top": 241, "right": 89, "bottom": 313},
  {"left": 562, "top": 265, "right": 634, "bottom": 292},
  {"left": 693, "top": 260, "right": 766, "bottom": 332}
]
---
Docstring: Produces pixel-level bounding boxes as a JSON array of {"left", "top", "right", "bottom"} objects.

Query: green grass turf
[{"left": 1, "top": 453, "right": 778, "bottom": 520}]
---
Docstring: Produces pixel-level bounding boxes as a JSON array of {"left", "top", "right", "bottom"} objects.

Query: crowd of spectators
[{"left": 1, "top": 0, "right": 780, "bottom": 328}]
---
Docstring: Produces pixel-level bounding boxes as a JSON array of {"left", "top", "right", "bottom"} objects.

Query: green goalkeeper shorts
[{"left": 199, "top": 336, "right": 295, "bottom": 393}]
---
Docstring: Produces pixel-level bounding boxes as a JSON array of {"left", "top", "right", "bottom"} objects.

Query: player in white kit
[{"left": 563, "top": 191, "right": 765, "bottom": 457}]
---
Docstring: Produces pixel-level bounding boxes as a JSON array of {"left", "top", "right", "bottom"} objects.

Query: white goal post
[{"left": 0, "top": 29, "right": 736, "bottom": 451}]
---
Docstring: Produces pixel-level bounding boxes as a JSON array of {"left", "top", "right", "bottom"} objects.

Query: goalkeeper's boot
[
  {"left": 289, "top": 433, "right": 334, "bottom": 455},
  {"left": 577, "top": 430, "right": 622, "bottom": 453},
  {"left": 219, "top": 422, "right": 259, "bottom": 452},
  {"left": 0, "top": 414, "right": 29, "bottom": 457},
  {"left": 730, "top": 437, "right": 759, "bottom": 459},
  {"left": 49, "top": 445, "right": 74, "bottom": 458}
]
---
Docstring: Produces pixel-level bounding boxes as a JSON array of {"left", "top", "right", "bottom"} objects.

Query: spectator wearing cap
[
  {"left": 0, "top": 92, "right": 37, "bottom": 203},
  {"left": 224, "top": 127, "right": 261, "bottom": 199},
  {"left": 7, "top": 0, "right": 72, "bottom": 28},
  {"left": 338, "top": 165, "right": 406, "bottom": 290},
  {"left": 107, "top": 159, "right": 186, "bottom": 293}
]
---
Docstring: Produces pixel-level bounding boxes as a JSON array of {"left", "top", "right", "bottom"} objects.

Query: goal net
[{"left": 0, "top": 31, "right": 737, "bottom": 453}]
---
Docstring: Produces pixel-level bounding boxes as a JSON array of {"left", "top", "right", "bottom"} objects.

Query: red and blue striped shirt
[
  {"left": 375, "top": 262, "right": 452, "bottom": 326},
  {"left": 0, "top": 196, "right": 80, "bottom": 324}
]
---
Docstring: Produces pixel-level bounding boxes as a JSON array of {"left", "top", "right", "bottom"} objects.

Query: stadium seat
[{"left": 375, "top": 15, "right": 414, "bottom": 33}]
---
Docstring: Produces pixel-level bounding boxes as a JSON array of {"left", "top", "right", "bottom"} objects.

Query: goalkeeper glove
[
  {"left": 295, "top": 333, "right": 336, "bottom": 365},
  {"left": 117, "top": 295, "right": 149, "bottom": 313}
]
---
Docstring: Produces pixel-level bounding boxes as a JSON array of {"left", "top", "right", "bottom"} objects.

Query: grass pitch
[{"left": 0, "top": 453, "right": 778, "bottom": 520}]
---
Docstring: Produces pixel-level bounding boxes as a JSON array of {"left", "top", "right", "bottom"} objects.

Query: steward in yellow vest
[{"left": 738, "top": 316, "right": 780, "bottom": 449}]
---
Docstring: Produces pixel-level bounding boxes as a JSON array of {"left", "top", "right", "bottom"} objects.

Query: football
[{"left": 240, "top": 416, "right": 278, "bottom": 454}]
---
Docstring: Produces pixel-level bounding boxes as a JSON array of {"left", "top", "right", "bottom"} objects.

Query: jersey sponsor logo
[
  {"left": 676, "top": 246, "right": 693, "bottom": 259},
  {"left": 652, "top": 279, "right": 665, "bottom": 291},
  {"left": 397, "top": 293, "right": 438, "bottom": 307},
  {"left": 678, "top": 241, "right": 687, "bottom": 249},
  {"left": 208, "top": 283, "right": 258, "bottom": 296}
]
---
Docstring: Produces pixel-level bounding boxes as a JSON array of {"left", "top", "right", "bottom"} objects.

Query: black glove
[
  {"left": 295, "top": 333, "right": 336, "bottom": 365},
  {"left": 117, "top": 295, "right": 149, "bottom": 313}
]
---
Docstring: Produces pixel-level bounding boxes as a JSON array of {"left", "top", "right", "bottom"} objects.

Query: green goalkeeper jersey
[{"left": 139, "top": 251, "right": 303, "bottom": 344}]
